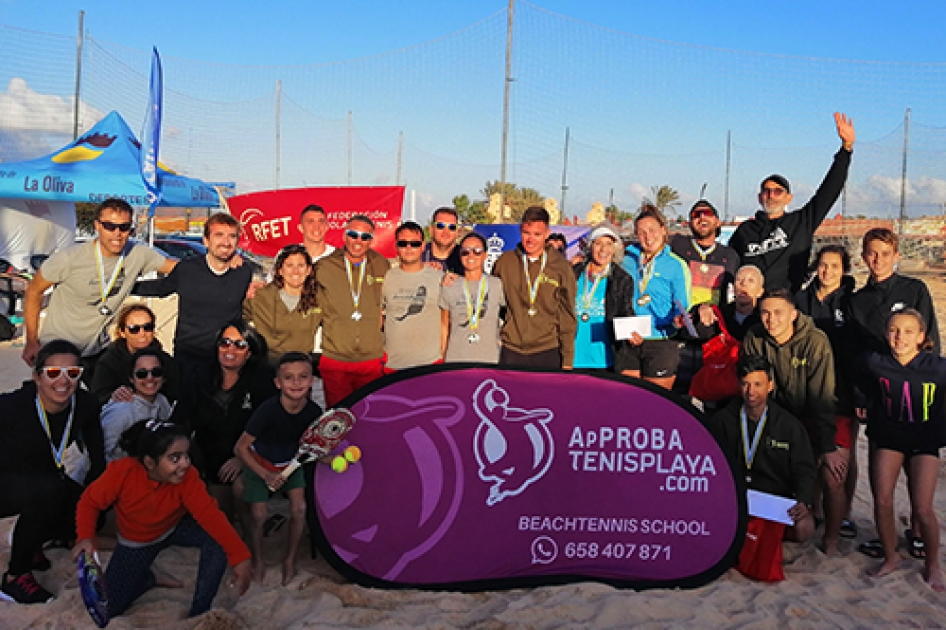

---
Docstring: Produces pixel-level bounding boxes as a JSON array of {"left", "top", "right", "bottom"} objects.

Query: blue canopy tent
[{"left": 0, "top": 110, "right": 223, "bottom": 208}]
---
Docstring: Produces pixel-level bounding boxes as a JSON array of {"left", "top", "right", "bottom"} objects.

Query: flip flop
[
  {"left": 857, "top": 539, "right": 884, "bottom": 559},
  {"left": 840, "top": 519, "right": 857, "bottom": 539},
  {"left": 906, "top": 529, "right": 926, "bottom": 559}
]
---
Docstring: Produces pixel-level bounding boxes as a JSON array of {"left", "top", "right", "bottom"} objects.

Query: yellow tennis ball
[
  {"left": 331, "top": 456, "right": 348, "bottom": 473},
  {"left": 344, "top": 445, "right": 362, "bottom": 463}
]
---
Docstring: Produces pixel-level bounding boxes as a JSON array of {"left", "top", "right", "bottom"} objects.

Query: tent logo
[
  {"left": 472, "top": 379, "right": 555, "bottom": 506},
  {"left": 51, "top": 132, "right": 116, "bottom": 164}
]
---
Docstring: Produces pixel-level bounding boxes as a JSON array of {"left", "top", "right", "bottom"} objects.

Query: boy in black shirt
[{"left": 235, "top": 352, "right": 322, "bottom": 585}]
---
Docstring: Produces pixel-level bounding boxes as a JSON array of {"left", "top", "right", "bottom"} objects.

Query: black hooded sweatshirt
[{"left": 729, "top": 148, "right": 851, "bottom": 293}]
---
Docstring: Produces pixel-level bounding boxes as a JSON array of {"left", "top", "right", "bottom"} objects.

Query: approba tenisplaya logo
[{"left": 472, "top": 379, "right": 555, "bottom": 506}]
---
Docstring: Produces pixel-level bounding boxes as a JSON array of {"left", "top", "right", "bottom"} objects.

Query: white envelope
[
  {"left": 612, "top": 316, "right": 651, "bottom": 340},
  {"left": 746, "top": 489, "right": 795, "bottom": 526}
]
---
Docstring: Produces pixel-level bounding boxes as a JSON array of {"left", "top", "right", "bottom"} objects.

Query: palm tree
[
  {"left": 646, "top": 185, "right": 681, "bottom": 216},
  {"left": 478, "top": 181, "right": 547, "bottom": 222}
]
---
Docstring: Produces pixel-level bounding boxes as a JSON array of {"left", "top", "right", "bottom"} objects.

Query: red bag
[
  {"left": 689, "top": 305, "right": 741, "bottom": 402},
  {"left": 736, "top": 517, "right": 786, "bottom": 582}
]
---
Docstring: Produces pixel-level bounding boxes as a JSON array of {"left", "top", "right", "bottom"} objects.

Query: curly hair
[{"left": 272, "top": 244, "right": 318, "bottom": 313}]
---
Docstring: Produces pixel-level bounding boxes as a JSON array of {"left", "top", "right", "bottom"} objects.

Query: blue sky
[
  {"left": 2, "top": 0, "right": 944, "bottom": 64},
  {"left": 1, "top": 1, "right": 945, "bottom": 221}
]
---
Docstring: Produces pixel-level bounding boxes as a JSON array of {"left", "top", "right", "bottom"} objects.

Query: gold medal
[{"left": 637, "top": 294, "right": 651, "bottom": 307}]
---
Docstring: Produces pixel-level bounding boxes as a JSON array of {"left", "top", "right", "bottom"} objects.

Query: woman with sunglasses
[
  {"left": 0, "top": 339, "right": 105, "bottom": 604},
  {"left": 572, "top": 225, "right": 635, "bottom": 372},
  {"left": 181, "top": 322, "right": 275, "bottom": 519},
  {"left": 243, "top": 244, "right": 321, "bottom": 367},
  {"left": 100, "top": 348, "right": 180, "bottom": 463},
  {"left": 440, "top": 233, "right": 506, "bottom": 363},
  {"left": 90, "top": 303, "right": 180, "bottom": 405}
]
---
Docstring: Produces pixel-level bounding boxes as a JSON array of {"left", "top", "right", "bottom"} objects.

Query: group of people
[{"left": 1, "top": 111, "right": 944, "bottom": 619}]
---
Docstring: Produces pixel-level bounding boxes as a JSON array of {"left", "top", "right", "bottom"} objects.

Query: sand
[{"left": 1, "top": 264, "right": 945, "bottom": 629}]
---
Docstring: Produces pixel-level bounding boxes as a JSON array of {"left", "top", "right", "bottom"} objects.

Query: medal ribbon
[
  {"left": 637, "top": 253, "right": 657, "bottom": 297},
  {"left": 690, "top": 239, "right": 717, "bottom": 261},
  {"left": 95, "top": 241, "right": 126, "bottom": 311},
  {"left": 580, "top": 265, "right": 608, "bottom": 313},
  {"left": 345, "top": 257, "right": 367, "bottom": 312},
  {"left": 740, "top": 405, "right": 769, "bottom": 475},
  {"left": 463, "top": 277, "right": 487, "bottom": 331},
  {"left": 35, "top": 394, "right": 75, "bottom": 471},
  {"left": 522, "top": 251, "right": 547, "bottom": 312}
]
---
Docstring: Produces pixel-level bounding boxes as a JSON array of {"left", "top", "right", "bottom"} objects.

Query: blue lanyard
[{"left": 34, "top": 394, "right": 75, "bottom": 471}]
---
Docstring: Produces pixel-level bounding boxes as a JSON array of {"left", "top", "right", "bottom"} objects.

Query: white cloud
[
  {"left": 859, "top": 175, "right": 946, "bottom": 206},
  {"left": 626, "top": 182, "right": 649, "bottom": 205},
  {"left": 0, "top": 78, "right": 107, "bottom": 162},
  {"left": 0, "top": 78, "right": 103, "bottom": 134}
]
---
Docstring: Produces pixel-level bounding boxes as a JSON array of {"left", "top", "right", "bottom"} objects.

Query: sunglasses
[
  {"left": 134, "top": 367, "right": 165, "bottom": 379},
  {"left": 460, "top": 247, "right": 485, "bottom": 256},
  {"left": 434, "top": 222, "right": 458, "bottom": 231},
  {"left": 38, "top": 366, "right": 84, "bottom": 381},
  {"left": 345, "top": 229, "right": 374, "bottom": 241},
  {"left": 761, "top": 187, "right": 787, "bottom": 197},
  {"left": 125, "top": 322, "right": 156, "bottom": 334},
  {"left": 218, "top": 337, "right": 249, "bottom": 350},
  {"left": 690, "top": 209, "right": 715, "bottom": 219},
  {"left": 396, "top": 240, "right": 424, "bottom": 248},
  {"left": 98, "top": 220, "right": 134, "bottom": 233}
]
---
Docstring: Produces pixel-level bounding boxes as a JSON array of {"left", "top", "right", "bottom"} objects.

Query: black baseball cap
[
  {"left": 689, "top": 200, "right": 719, "bottom": 218},
  {"left": 761, "top": 174, "right": 791, "bottom": 193}
]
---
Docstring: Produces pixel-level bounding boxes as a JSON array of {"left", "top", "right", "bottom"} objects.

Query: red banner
[{"left": 228, "top": 186, "right": 404, "bottom": 258}]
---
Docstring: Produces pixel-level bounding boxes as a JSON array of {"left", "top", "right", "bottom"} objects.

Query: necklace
[
  {"left": 345, "top": 257, "right": 367, "bottom": 320},
  {"left": 740, "top": 405, "right": 769, "bottom": 484},
  {"left": 94, "top": 241, "right": 126, "bottom": 316},
  {"left": 35, "top": 394, "right": 75, "bottom": 476},
  {"left": 463, "top": 277, "right": 488, "bottom": 343},
  {"left": 522, "top": 251, "right": 547, "bottom": 317}
]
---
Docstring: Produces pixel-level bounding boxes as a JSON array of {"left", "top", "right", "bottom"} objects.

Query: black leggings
[{"left": 0, "top": 471, "right": 83, "bottom": 575}]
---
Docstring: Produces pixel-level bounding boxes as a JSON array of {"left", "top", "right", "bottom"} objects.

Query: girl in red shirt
[{"left": 73, "top": 420, "right": 252, "bottom": 618}]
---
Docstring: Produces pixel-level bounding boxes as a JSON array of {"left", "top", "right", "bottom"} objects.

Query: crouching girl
[{"left": 73, "top": 420, "right": 252, "bottom": 618}]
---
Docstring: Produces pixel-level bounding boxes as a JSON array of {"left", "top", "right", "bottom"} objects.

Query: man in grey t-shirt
[
  {"left": 22, "top": 199, "right": 174, "bottom": 379},
  {"left": 382, "top": 222, "right": 444, "bottom": 371}
]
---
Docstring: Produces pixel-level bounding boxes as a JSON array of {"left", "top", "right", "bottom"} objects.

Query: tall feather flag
[{"left": 141, "top": 47, "right": 163, "bottom": 218}]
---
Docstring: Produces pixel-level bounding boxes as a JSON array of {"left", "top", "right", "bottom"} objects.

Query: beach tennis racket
[
  {"left": 675, "top": 299, "right": 699, "bottom": 338},
  {"left": 267, "top": 408, "right": 356, "bottom": 490},
  {"left": 77, "top": 551, "right": 109, "bottom": 628}
]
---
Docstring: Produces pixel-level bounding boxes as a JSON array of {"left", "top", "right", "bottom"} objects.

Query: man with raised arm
[{"left": 729, "top": 112, "right": 855, "bottom": 293}]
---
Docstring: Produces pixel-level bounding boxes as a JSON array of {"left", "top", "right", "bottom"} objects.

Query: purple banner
[{"left": 315, "top": 366, "right": 744, "bottom": 590}]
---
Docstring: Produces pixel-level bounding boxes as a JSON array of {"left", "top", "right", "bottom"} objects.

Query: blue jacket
[{"left": 621, "top": 243, "right": 691, "bottom": 339}]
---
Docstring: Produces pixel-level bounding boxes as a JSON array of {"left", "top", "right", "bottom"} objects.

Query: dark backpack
[{"left": 0, "top": 314, "right": 14, "bottom": 342}]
